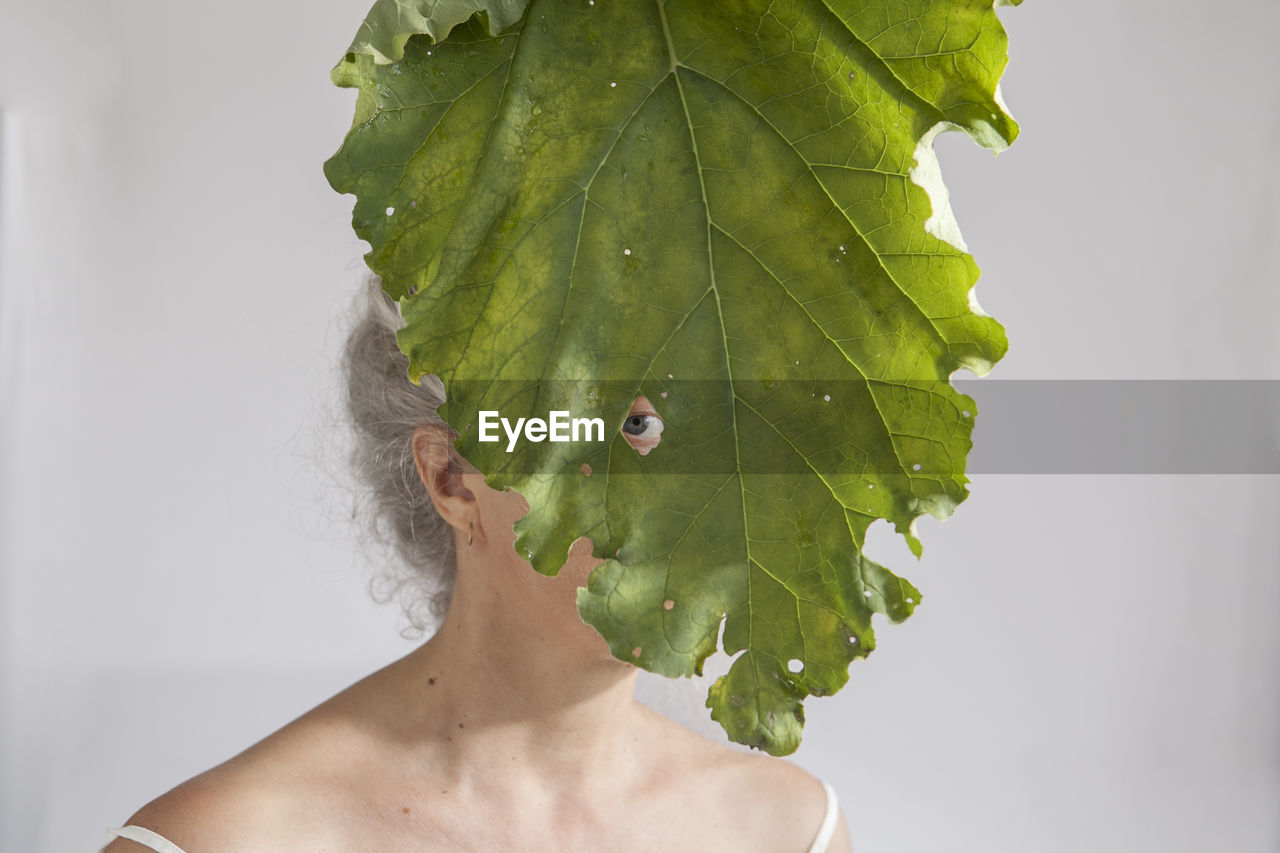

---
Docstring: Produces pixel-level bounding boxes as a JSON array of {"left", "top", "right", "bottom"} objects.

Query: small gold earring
[{"left": 467, "top": 521, "right": 474, "bottom": 546}]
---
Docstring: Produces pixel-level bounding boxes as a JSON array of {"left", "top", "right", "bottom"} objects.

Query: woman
[{"left": 102, "top": 278, "right": 852, "bottom": 852}]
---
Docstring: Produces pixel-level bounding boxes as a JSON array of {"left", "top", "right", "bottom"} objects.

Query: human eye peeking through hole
[{"left": 621, "top": 394, "right": 663, "bottom": 456}]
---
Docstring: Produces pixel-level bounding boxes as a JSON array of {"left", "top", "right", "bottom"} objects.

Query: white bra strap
[
  {"left": 104, "top": 825, "right": 191, "bottom": 853},
  {"left": 806, "top": 780, "right": 840, "bottom": 853}
]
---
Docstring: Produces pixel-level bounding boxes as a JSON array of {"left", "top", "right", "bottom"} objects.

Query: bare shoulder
[
  {"left": 105, "top": 706, "right": 364, "bottom": 853},
  {"left": 636, "top": 706, "right": 852, "bottom": 851},
  {"left": 102, "top": 655, "right": 434, "bottom": 852},
  {"left": 105, "top": 758, "right": 311, "bottom": 853},
  {"left": 729, "top": 748, "right": 854, "bottom": 853},
  {"left": 718, "top": 747, "right": 849, "bottom": 852}
]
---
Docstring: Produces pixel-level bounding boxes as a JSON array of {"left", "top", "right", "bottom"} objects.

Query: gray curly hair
[{"left": 341, "top": 273, "right": 457, "bottom": 634}]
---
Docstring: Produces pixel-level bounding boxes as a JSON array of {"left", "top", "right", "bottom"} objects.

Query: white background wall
[{"left": 2, "top": 1, "right": 1277, "bottom": 851}]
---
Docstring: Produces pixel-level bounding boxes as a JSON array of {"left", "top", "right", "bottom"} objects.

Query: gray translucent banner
[
  {"left": 952, "top": 379, "right": 1280, "bottom": 474},
  {"left": 440, "top": 379, "right": 1280, "bottom": 475}
]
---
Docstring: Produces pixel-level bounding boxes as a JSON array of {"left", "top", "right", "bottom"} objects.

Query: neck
[{"left": 389, "top": 539, "right": 645, "bottom": 789}]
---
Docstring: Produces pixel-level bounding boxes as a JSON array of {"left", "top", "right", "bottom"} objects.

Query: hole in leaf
[{"left": 622, "top": 396, "right": 663, "bottom": 456}]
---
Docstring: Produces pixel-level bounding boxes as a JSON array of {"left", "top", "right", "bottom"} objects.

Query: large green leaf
[{"left": 325, "top": 0, "right": 1018, "bottom": 755}]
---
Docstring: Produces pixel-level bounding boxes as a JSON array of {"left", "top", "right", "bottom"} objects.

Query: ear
[{"left": 411, "top": 424, "right": 477, "bottom": 535}]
